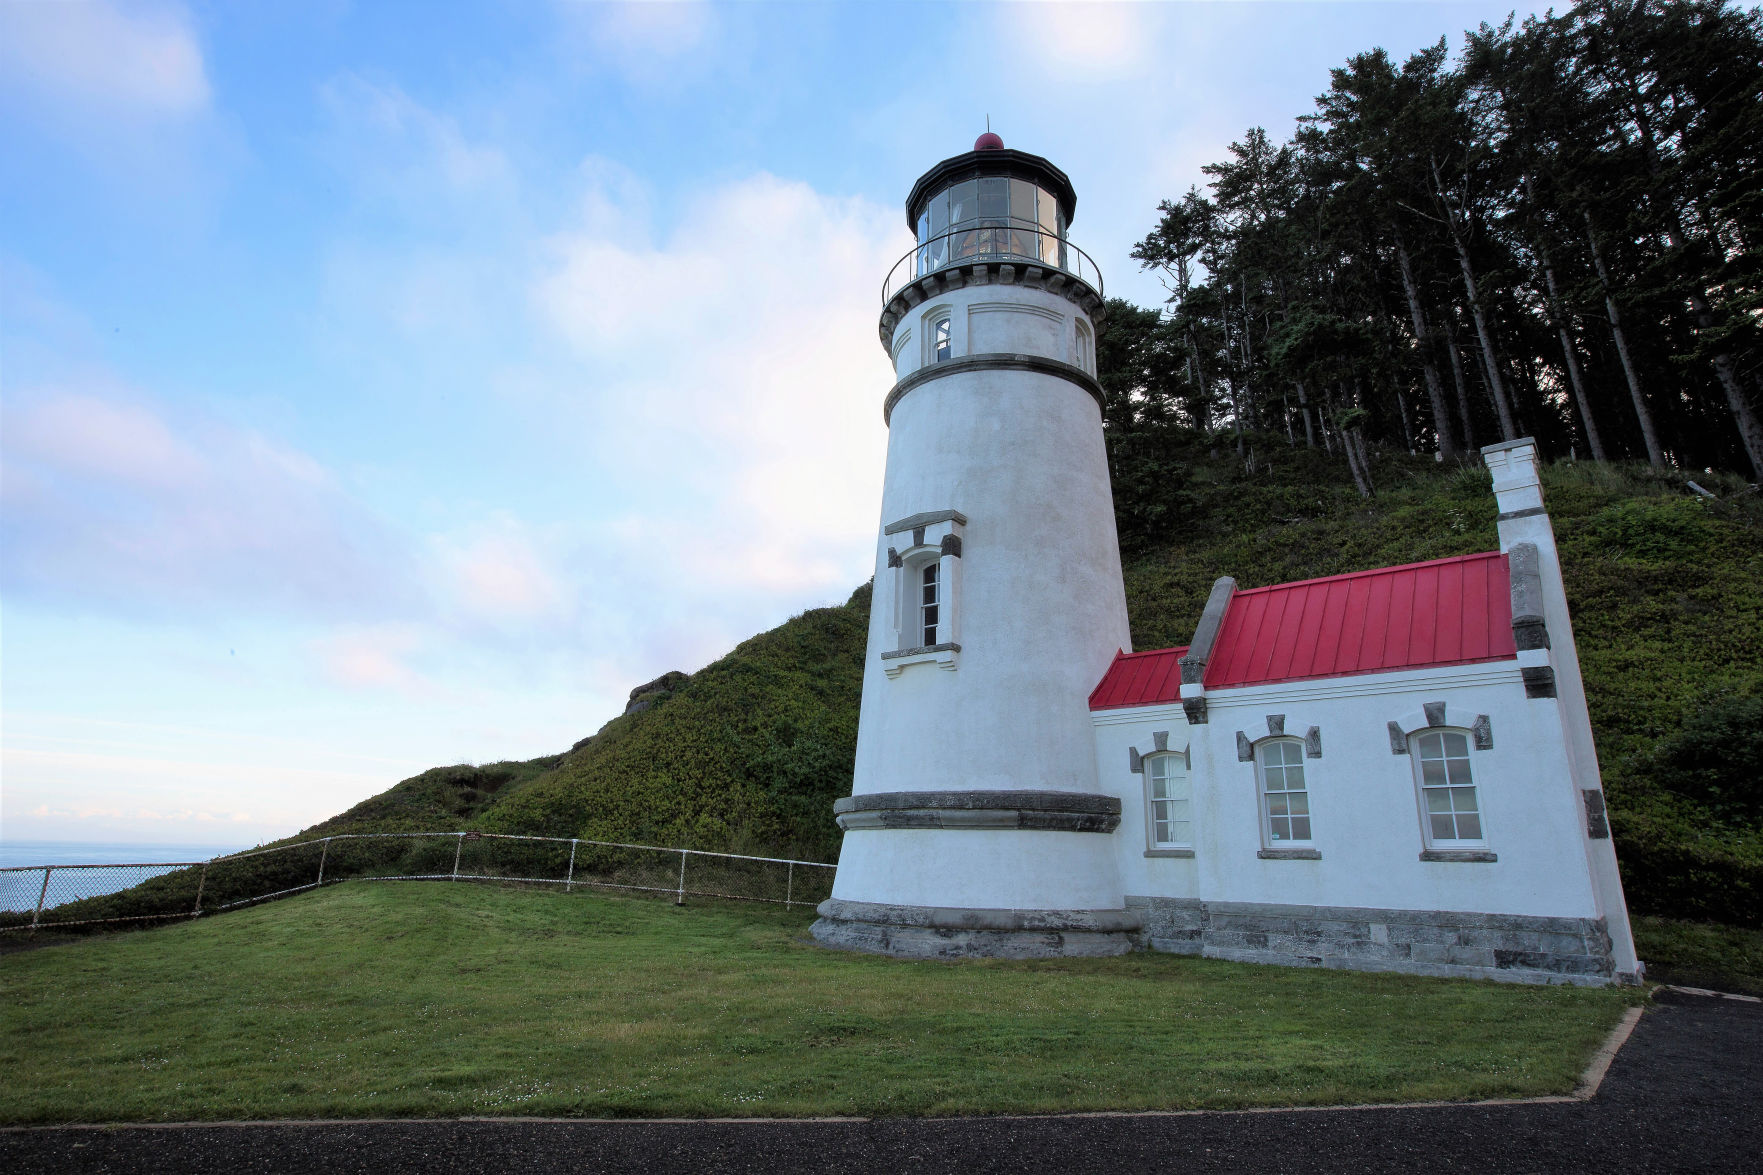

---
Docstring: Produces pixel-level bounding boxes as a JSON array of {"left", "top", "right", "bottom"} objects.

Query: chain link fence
[{"left": 0, "top": 833, "right": 836, "bottom": 936}]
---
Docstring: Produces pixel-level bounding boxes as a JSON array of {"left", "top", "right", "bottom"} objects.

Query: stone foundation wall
[{"left": 1126, "top": 896, "right": 1620, "bottom": 985}]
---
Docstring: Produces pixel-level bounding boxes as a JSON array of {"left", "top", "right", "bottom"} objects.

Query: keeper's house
[{"left": 812, "top": 135, "right": 1639, "bottom": 985}]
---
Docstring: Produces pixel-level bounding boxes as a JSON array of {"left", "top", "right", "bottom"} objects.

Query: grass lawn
[{"left": 0, "top": 882, "right": 1642, "bottom": 1123}]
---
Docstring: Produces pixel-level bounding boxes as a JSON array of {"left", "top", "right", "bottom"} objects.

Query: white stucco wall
[
  {"left": 1093, "top": 661, "right": 1604, "bottom": 919},
  {"left": 891, "top": 284, "right": 1089, "bottom": 380},
  {"left": 834, "top": 280, "right": 1130, "bottom": 913}
]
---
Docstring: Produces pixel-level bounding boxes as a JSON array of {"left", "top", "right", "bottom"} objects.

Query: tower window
[
  {"left": 933, "top": 316, "right": 952, "bottom": 363},
  {"left": 920, "top": 562, "right": 940, "bottom": 646}
]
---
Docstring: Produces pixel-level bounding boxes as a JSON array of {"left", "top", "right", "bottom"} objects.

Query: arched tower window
[
  {"left": 919, "top": 561, "right": 941, "bottom": 646},
  {"left": 933, "top": 315, "right": 952, "bottom": 362}
]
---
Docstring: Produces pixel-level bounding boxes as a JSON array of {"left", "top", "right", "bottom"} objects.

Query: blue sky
[{"left": 1, "top": 0, "right": 1550, "bottom": 847}]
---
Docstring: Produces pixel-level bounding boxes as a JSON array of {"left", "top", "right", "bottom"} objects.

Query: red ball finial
[{"left": 974, "top": 131, "right": 1004, "bottom": 151}]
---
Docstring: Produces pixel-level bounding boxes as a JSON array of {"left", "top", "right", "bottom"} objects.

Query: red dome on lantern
[{"left": 974, "top": 131, "right": 1004, "bottom": 151}]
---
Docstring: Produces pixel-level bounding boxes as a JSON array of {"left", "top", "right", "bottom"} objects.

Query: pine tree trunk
[
  {"left": 1296, "top": 379, "right": 1315, "bottom": 447},
  {"left": 1584, "top": 208, "right": 1666, "bottom": 467},
  {"left": 1442, "top": 314, "right": 1477, "bottom": 450},
  {"left": 1431, "top": 156, "right": 1517, "bottom": 440},
  {"left": 1539, "top": 250, "right": 1608, "bottom": 461},
  {"left": 1390, "top": 225, "right": 1458, "bottom": 455}
]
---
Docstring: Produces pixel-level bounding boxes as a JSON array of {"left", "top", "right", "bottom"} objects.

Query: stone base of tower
[{"left": 811, "top": 898, "right": 1141, "bottom": 960}]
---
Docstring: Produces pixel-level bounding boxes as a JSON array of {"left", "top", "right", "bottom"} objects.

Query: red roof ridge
[
  {"left": 1227, "top": 550, "right": 1505, "bottom": 597},
  {"left": 1111, "top": 645, "right": 1190, "bottom": 660}
]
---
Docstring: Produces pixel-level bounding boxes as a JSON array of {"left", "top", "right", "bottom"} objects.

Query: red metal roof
[
  {"left": 1203, "top": 552, "right": 1516, "bottom": 689},
  {"left": 1089, "top": 647, "right": 1188, "bottom": 711},
  {"left": 1088, "top": 552, "right": 1517, "bottom": 709}
]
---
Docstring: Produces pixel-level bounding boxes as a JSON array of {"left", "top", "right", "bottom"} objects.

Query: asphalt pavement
[{"left": 4, "top": 988, "right": 1756, "bottom": 1174}]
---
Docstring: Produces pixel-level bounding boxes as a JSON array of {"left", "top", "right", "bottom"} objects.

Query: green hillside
[{"left": 281, "top": 435, "right": 1761, "bottom": 930}]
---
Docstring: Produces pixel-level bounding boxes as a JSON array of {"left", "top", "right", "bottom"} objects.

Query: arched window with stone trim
[
  {"left": 1257, "top": 739, "right": 1311, "bottom": 846},
  {"left": 1411, "top": 730, "right": 1486, "bottom": 847}
]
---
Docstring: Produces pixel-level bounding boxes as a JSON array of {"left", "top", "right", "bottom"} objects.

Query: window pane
[
  {"left": 1447, "top": 757, "right": 1473, "bottom": 786},
  {"left": 1288, "top": 793, "right": 1309, "bottom": 816},
  {"left": 1037, "top": 186, "right": 1058, "bottom": 232},
  {"left": 1168, "top": 819, "right": 1190, "bottom": 845},
  {"left": 917, "top": 211, "right": 930, "bottom": 245},
  {"left": 1430, "top": 813, "right": 1456, "bottom": 840},
  {"left": 928, "top": 190, "right": 948, "bottom": 237},
  {"left": 1290, "top": 817, "right": 1311, "bottom": 840},
  {"left": 1153, "top": 818, "right": 1169, "bottom": 843},
  {"left": 1166, "top": 798, "right": 1189, "bottom": 822},
  {"left": 1283, "top": 762, "right": 1306, "bottom": 788},
  {"left": 1456, "top": 814, "right": 1482, "bottom": 840},
  {"left": 1450, "top": 787, "right": 1478, "bottom": 813},
  {"left": 1151, "top": 777, "right": 1168, "bottom": 800},
  {"left": 1268, "top": 795, "right": 1288, "bottom": 817},
  {"left": 978, "top": 177, "right": 1007, "bottom": 218},
  {"left": 1422, "top": 760, "right": 1447, "bottom": 787},
  {"left": 1443, "top": 732, "right": 1469, "bottom": 757},
  {"left": 1426, "top": 788, "right": 1452, "bottom": 813},
  {"left": 948, "top": 181, "right": 977, "bottom": 226}
]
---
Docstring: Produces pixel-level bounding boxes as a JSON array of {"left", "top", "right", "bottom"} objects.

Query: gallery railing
[
  {"left": 883, "top": 225, "right": 1104, "bottom": 304},
  {"left": 0, "top": 833, "right": 837, "bottom": 936}
]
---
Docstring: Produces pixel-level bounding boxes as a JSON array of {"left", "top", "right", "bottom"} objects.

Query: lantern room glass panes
[
  {"left": 914, "top": 176, "right": 1068, "bottom": 274},
  {"left": 1416, "top": 731, "right": 1483, "bottom": 843},
  {"left": 1259, "top": 740, "right": 1311, "bottom": 843}
]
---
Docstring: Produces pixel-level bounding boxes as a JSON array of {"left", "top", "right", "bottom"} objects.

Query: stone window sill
[
  {"left": 1258, "top": 848, "right": 1321, "bottom": 861},
  {"left": 1419, "top": 849, "right": 1498, "bottom": 863},
  {"left": 881, "top": 643, "right": 960, "bottom": 678},
  {"left": 1144, "top": 848, "right": 1195, "bottom": 859}
]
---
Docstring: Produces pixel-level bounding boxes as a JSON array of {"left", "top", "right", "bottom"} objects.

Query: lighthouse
[{"left": 812, "top": 134, "right": 1139, "bottom": 958}]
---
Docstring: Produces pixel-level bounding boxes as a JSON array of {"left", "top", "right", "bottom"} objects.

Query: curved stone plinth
[
  {"left": 811, "top": 897, "right": 1141, "bottom": 960},
  {"left": 833, "top": 789, "right": 1121, "bottom": 833}
]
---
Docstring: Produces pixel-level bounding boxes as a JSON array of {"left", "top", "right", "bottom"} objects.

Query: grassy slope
[
  {"left": 222, "top": 444, "right": 1758, "bottom": 941},
  {"left": 0, "top": 883, "right": 1638, "bottom": 1123}
]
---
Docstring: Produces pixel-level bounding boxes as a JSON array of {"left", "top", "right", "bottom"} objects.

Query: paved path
[{"left": 5, "top": 990, "right": 1756, "bottom": 1174}]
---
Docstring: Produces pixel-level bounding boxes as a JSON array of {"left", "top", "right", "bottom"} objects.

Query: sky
[{"left": 0, "top": 0, "right": 1555, "bottom": 848}]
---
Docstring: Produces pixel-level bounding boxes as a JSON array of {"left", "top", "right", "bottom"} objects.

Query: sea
[{"left": 0, "top": 841, "right": 252, "bottom": 914}]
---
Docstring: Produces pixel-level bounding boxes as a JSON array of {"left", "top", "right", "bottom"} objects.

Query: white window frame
[
  {"left": 1144, "top": 751, "right": 1193, "bottom": 852},
  {"left": 1256, "top": 738, "right": 1313, "bottom": 847},
  {"left": 917, "top": 559, "right": 941, "bottom": 648},
  {"left": 924, "top": 306, "right": 954, "bottom": 366},
  {"left": 1074, "top": 319, "right": 1093, "bottom": 374},
  {"left": 1410, "top": 729, "right": 1489, "bottom": 848}
]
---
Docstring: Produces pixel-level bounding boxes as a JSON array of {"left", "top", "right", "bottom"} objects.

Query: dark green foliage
[{"left": 1642, "top": 693, "right": 1763, "bottom": 826}]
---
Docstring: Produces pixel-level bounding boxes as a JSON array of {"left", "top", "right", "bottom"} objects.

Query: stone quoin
[{"left": 812, "top": 136, "right": 1641, "bottom": 986}]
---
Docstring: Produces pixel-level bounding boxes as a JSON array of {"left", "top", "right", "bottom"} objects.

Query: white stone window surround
[
  {"left": 922, "top": 304, "right": 956, "bottom": 367},
  {"left": 1389, "top": 700, "right": 1498, "bottom": 863},
  {"left": 1233, "top": 713, "right": 1324, "bottom": 860},
  {"left": 1126, "top": 730, "right": 1193, "bottom": 857},
  {"left": 1256, "top": 738, "right": 1315, "bottom": 853},
  {"left": 1145, "top": 753, "right": 1193, "bottom": 853},
  {"left": 1074, "top": 319, "right": 1093, "bottom": 375},
  {"left": 880, "top": 509, "right": 965, "bottom": 678}
]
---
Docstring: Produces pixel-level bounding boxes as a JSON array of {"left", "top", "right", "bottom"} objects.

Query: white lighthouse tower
[{"left": 812, "top": 134, "right": 1138, "bottom": 958}]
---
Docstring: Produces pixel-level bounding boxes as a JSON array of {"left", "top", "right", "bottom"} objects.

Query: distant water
[{"left": 0, "top": 841, "right": 252, "bottom": 914}]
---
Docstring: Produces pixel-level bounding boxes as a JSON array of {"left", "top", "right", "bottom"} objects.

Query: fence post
[
  {"left": 192, "top": 862, "right": 210, "bottom": 918},
  {"left": 565, "top": 840, "right": 578, "bottom": 894},
  {"left": 452, "top": 833, "right": 464, "bottom": 881},
  {"left": 786, "top": 861, "right": 794, "bottom": 907},
  {"left": 29, "top": 867, "right": 52, "bottom": 936},
  {"left": 675, "top": 849, "right": 687, "bottom": 906},
  {"left": 317, "top": 838, "right": 330, "bottom": 886}
]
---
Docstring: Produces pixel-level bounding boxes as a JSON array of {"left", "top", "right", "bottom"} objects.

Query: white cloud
[
  {"left": 534, "top": 169, "right": 904, "bottom": 616},
  {"left": 0, "top": 386, "right": 419, "bottom": 619},
  {"left": 313, "top": 624, "right": 431, "bottom": 692},
  {"left": 0, "top": 0, "right": 210, "bottom": 117},
  {"left": 1007, "top": 1, "right": 1156, "bottom": 78},
  {"left": 435, "top": 517, "right": 569, "bottom": 627}
]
